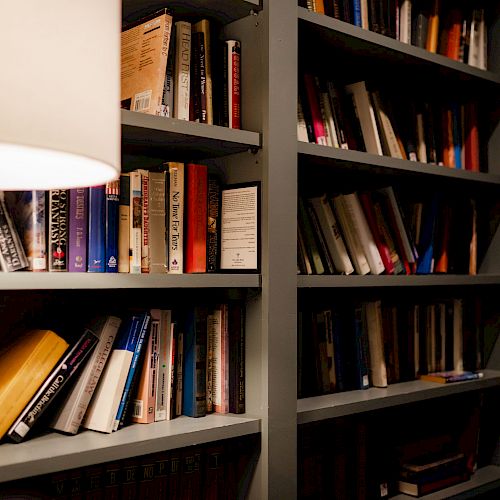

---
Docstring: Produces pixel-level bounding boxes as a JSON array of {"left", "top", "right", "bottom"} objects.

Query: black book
[{"left": 7, "top": 329, "right": 99, "bottom": 442}]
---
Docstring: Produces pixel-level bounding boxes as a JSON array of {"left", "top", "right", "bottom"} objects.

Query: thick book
[
  {"left": 185, "top": 163, "right": 208, "bottom": 273},
  {"left": 364, "top": 300, "right": 388, "bottom": 388},
  {"left": 68, "top": 188, "right": 88, "bottom": 272},
  {"left": 210, "top": 304, "right": 229, "bottom": 414},
  {"left": 48, "top": 189, "right": 69, "bottom": 272},
  {"left": 183, "top": 306, "right": 208, "bottom": 417},
  {"left": 193, "top": 20, "right": 213, "bottom": 124},
  {"left": 121, "top": 9, "right": 173, "bottom": 115},
  {"left": 303, "top": 73, "right": 327, "bottom": 145},
  {"left": 131, "top": 312, "right": 159, "bottom": 424},
  {"left": 87, "top": 185, "right": 106, "bottom": 273},
  {"left": 0, "top": 329, "right": 69, "bottom": 439},
  {"left": 174, "top": 20, "right": 192, "bottom": 121},
  {"left": 7, "top": 329, "right": 99, "bottom": 442},
  {"left": 118, "top": 173, "right": 130, "bottom": 273},
  {"left": 168, "top": 162, "right": 184, "bottom": 273},
  {"left": 83, "top": 315, "right": 143, "bottom": 433},
  {"left": 226, "top": 40, "right": 241, "bottom": 129},
  {"left": 105, "top": 180, "right": 120, "bottom": 273},
  {"left": 148, "top": 170, "right": 167, "bottom": 273},
  {"left": 114, "top": 311, "right": 151, "bottom": 430},
  {"left": 139, "top": 169, "right": 150, "bottom": 274},
  {"left": 50, "top": 315, "right": 122, "bottom": 435},
  {"left": 207, "top": 174, "right": 221, "bottom": 272},
  {"left": 3, "top": 190, "right": 46, "bottom": 271}
]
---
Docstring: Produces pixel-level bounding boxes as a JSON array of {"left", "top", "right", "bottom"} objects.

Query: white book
[
  {"left": 50, "top": 316, "right": 122, "bottom": 435},
  {"left": 153, "top": 309, "right": 174, "bottom": 421},
  {"left": 129, "top": 170, "right": 142, "bottom": 274},
  {"left": 297, "top": 99, "right": 309, "bottom": 142},
  {"left": 468, "top": 9, "right": 486, "bottom": 70},
  {"left": 148, "top": 171, "right": 167, "bottom": 273},
  {"left": 342, "top": 193, "right": 385, "bottom": 275},
  {"left": 364, "top": 300, "right": 388, "bottom": 388},
  {"left": 345, "top": 81, "right": 383, "bottom": 155},
  {"left": 332, "top": 194, "right": 370, "bottom": 276},
  {"left": 174, "top": 20, "right": 191, "bottom": 120},
  {"left": 83, "top": 349, "right": 133, "bottom": 434},
  {"left": 318, "top": 88, "right": 339, "bottom": 148},
  {"left": 308, "top": 195, "right": 354, "bottom": 275},
  {"left": 399, "top": 0, "right": 412, "bottom": 44},
  {"left": 168, "top": 162, "right": 184, "bottom": 273}
]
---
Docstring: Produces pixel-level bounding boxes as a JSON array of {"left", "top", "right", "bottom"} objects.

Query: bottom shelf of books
[
  {"left": 298, "top": 388, "right": 500, "bottom": 499},
  {"left": 0, "top": 432, "right": 261, "bottom": 498}
]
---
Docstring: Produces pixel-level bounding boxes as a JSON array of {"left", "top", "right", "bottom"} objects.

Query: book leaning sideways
[
  {"left": 6, "top": 329, "right": 99, "bottom": 442},
  {"left": 418, "top": 370, "right": 483, "bottom": 384},
  {"left": 0, "top": 329, "right": 69, "bottom": 440}
]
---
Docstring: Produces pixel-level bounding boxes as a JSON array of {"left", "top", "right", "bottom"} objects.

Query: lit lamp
[{"left": 0, "top": 1, "right": 121, "bottom": 190}]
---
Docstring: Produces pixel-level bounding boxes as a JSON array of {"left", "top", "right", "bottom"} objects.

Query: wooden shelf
[
  {"left": 0, "top": 414, "right": 260, "bottom": 482},
  {"left": 297, "top": 370, "right": 500, "bottom": 424},
  {"left": 121, "top": 110, "right": 261, "bottom": 167},
  {"left": 298, "top": 274, "right": 500, "bottom": 288},
  {"left": 0, "top": 273, "right": 261, "bottom": 290}
]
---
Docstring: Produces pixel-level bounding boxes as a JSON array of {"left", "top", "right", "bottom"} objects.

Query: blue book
[
  {"left": 182, "top": 306, "right": 208, "bottom": 417},
  {"left": 452, "top": 103, "right": 462, "bottom": 169},
  {"left": 113, "top": 311, "right": 151, "bottom": 430},
  {"left": 416, "top": 195, "right": 439, "bottom": 274},
  {"left": 105, "top": 180, "right": 120, "bottom": 272},
  {"left": 351, "top": 0, "right": 362, "bottom": 27},
  {"left": 87, "top": 185, "right": 106, "bottom": 272}
]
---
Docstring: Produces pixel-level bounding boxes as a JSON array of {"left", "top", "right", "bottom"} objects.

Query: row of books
[
  {"left": 0, "top": 164, "right": 255, "bottom": 274},
  {"left": 298, "top": 298, "right": 483, "bottom": 398},
  {"left": 121, "top": 9, "right": 241, "bottom": 128},
  {"left": 298, "top": 76, "right": 481, "bottom": 172},
  {"left": 300, "top": 0, "right": 488, "bottom": 70},
  {"left": 298, "top": 187, "right": 478, "bottom": 276},
  {"left": 299, "top": 392, "right": 481, "bottom": 498},
  {"left": 0, "top": 434, "right": 260, "bottom": 499},
  {"left": 0, "top": 302, "right": 245, "bottom": 443}
]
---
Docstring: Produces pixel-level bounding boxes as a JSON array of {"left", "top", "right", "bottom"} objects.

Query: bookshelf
[{"left": 0, "top": 1, "right": 499, "bottom": 499}]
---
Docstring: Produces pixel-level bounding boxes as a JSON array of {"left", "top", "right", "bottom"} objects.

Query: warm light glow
[{"left": 0, "top": 143, "right": 119, "bottom": 190}]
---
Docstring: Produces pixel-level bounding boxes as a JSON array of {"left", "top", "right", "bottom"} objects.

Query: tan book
[
  {"left": 174, "top": 21, "right": 192, "bottom": 120},
  {"left": 121, "top": 10, "right": 173, "bottom": 114},
  {"left": 193, "top": 20, "right": 213, "bottom": 124},
  {"left": 364, "top": 301, "right": 388, "bottom": 388},
  {"left": 148, "top": 171, "right": 167, "bottom": 273}
]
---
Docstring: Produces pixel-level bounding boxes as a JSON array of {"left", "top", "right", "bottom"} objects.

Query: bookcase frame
[{"left": 0, "top": 1, "right": 500, "bottom": 499}]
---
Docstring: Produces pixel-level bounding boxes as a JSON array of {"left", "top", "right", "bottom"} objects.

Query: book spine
[
  {"left": 185, "top": 163, "right": 208, "bottom": 273},
  {"left": 168, "top": 163, "right": 184, "bottom": 273},
  {"left": 68, "top": 188, "right": 88, "bottom": 272},
  {"left": 4, "top": 191, "right": 46, "bottom": 271},
  {"left": 303, "top": 73, "right": 327, "bottom": 145},
  {"left": 229, "top": 302, "right": 245, "bottom": 414},
  {"left": 148, "top": 171, "right": 167, "bottom": 274},
  {"left": 207, "top": 175, "right": 221, "bottom": 272},
  {"left": 130, "top": 171, "right": 142, "bottom": 274},
  {"left": 161, "top": 22, "right": 176, "bottom": 117},
  {"left": 8, "top": 330, "right": 99, "bottom": 442},
  {"left": 118, "top": 174, "right": 130, "bottom": 273},
  {"left": 153, "top": 309, "right": 172, "bottom": 421},
  {"left": 139, "top": 170, "right": 150, "bottom": 273},
  {"left": 50, "top": 316, "right": 121, "bottom": 434},
  {"left": 174, "top": 21, "right": 192, "bottom": 121},
  {"left": 175, "top": 329, "right": 184, "bottom": 416},
  {"left": 226, "top": 40, "right": 241, "bottom": 129},
  {"left": 193, "top": 20, "right": 213, "bottom": 124},
  {"left": 48, "top": 190, "right": 69, "bottom": 272},
  {"left": 87, "top": 185, "right": 106, "bottom": 273},
  {"left": 105, "top": 181, "right": 120, "bottom": 272}
]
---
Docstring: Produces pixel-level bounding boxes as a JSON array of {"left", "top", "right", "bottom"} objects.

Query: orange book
[
  {"left": 0, "top": 329, "right": 69, "bottom": 439},
  {"left": 426, "top": 0, "right": 440, "bottom": 53},
  {"left": 313, "top": 0, "right": 325, "bottom": 14},
  {"left": 185, "top": 163, "right": 208, "bottom": 273},
  {"left": 464, "top": 102, "right": 480, "bottom": 172}
]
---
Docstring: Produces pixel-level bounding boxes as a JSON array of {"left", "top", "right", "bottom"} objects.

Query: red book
[
  {"left": 227, "top": 40, "right": 241, "bottom": 129},
  {"left": 303, "top": 73, "right": 327, "bottom": 145},
  {"left": 464, "top": 101, "right": 480, "bottom": 172},
  {"left": 185, "top": 163, "right": 208, "bottom": 273}
]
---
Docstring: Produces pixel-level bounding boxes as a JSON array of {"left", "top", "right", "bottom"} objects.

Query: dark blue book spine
[
  {"left": 353, "top": 305, "right": 370, "bottom": 389},
  {"left": 87, "top": 185, "right": 106, "bottom": 273},
  {"left": 416, "top": 195, "right": 439, "bottom": 274},
  {"left": 182, "top": 306, "right": 208, "bottom": 418},
  {"left": 114, "top": 312, "right": 151, "bottom": 429},
  {"left": 68, "top": 188, "right": 88, "bottom": 272},
  {"left": 106, "top": 180, "right": 120, "bottom": 272},
  {"left": 352, "top": 0, "right": 362, "bottom": 27}
]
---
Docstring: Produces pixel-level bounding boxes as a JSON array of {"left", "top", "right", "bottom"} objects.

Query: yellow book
[{"left": 0, "top": 329, "right": 69, "bottom": 439}]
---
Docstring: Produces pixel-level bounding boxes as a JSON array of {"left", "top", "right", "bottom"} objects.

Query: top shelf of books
[
  {"left": 122, "top": 0, "right": 261, "bottom": 25},
  {"left": 298, "top": 7, "right": 500, "bottom": 87}
]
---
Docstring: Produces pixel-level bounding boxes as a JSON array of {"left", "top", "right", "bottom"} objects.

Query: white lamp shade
[{"left": 0, "top": 0, "right": 121, "bottom": 190}]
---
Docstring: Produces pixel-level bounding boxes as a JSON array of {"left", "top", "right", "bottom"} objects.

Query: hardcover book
[
  {"left": 48, "top": 189, "right": 69, "bottom": 272},
  {"left": 174, "top": 21, "right": 192, "bottom": 121},
  {"left": 139, "top": 169, "right": 150, "bottom": 274},
  {"left": 193, "top": 20, "right": 213, "bottom": 124},
  {"left": 87, "top": 185, "right": 106, "bottom": 273},
  {"left": 118, "top": 173, "right": 130, "bottom": 273},
  {"left": 68, "top": 188, "right": 88, "bottom": 272},
  {"left": 0, "top": 329, "right": 69, "bottom": 439},
  {"left": 50, "top": 315, "right": 122, "bottom": 435},
  {"left": 207, "top": 174, "right": 221, "bottom": 272},
  {"left": 105, "top": 180, "right": 120, "bottom": 273},
  {"left": 148, "top": 170, "right": 167, "bottom": 274},
  {"left": 7, "top": 329, "right": 99, "bottom": 442},
  {"left": 3, "top": 191, "right": 46, "bottom": 271},
  {"left": 121, "top": 9, "right": 173, "bottom": 115},
  {"left": 226, "top": 40, "right": 241, "bottom": 129},
  {"left": 168, "top": 163, "right": 184, "bottom": 273}
]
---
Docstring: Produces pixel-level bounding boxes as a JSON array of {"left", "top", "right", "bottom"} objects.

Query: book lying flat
[{"left": 418, "top": 370, "right": 483, "bottom": 384}]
